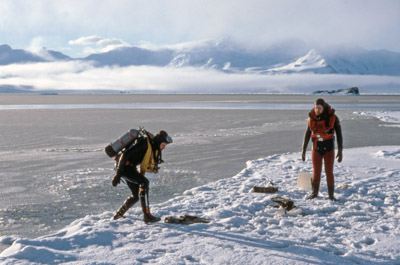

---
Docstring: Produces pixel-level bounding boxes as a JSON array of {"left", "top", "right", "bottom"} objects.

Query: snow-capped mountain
[
  {"left": 264, "top": 49, "right": 336, "bottom": 74},
  {"left": 82, "top": 39, "right": 309, "bottom": 70},
  {"left": 1, "top": 40, "right": 400, "bottom": 76},
  {"left": 80, "top": 40, "right": 400, "bottom": 75},
  {"left": 165, "top": 39, "right": 309, "bottom": 71},
  {"left": 322, "top": 46, "right": 400, "bottom": 76},
  {"left": 243, "top": 47, "right": 400, "bottom": 76}
]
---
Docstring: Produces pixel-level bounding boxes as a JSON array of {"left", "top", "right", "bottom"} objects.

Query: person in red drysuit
[{"left": 302, "top": 98, "right": 343, "bottom": 201}]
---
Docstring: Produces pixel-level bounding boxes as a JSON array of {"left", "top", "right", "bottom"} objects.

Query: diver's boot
[
  {"left": 141, "top": 199, "right": 161, "bottom": 223},
  {"left": 143, "top": 213, "right": 161, "bottom": 224},
  {"left": 328, "top": 186, "right": 337, "bottom": 201},
  {"left": 139, "top": 185, "right": 160, "bottom": 223},
  {"left": 113, "top": 196, "right": 137, "bottom": 220},
  {"left": 307, "top": 184, "right": 320, "bottom": 200}
]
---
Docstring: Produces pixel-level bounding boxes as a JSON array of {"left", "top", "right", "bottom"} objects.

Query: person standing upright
[{"left": 302, "top": 98, "right": 343, "bottom": 201}]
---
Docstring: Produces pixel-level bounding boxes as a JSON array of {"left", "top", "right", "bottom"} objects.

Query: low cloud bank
[{"left": 0, "top": 61, "right": 399, "bottom": 94}]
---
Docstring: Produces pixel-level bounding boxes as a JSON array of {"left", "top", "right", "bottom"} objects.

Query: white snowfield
[{"left": 1, "top": 145, "right": 399, "bottom": 265}]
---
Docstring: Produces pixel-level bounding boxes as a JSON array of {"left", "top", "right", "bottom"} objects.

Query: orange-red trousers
[{"left": 312, "top": 150, "right": 335, "bottom": 187}]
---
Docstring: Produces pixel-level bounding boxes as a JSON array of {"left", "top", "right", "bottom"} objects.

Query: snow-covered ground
[{"left": 1, "top": 143, "right": 399, "bottom": 264}]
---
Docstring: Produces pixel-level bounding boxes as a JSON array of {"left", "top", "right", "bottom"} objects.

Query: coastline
[{"left": 0, "top": 93, "right": 399, "bottom": 105}]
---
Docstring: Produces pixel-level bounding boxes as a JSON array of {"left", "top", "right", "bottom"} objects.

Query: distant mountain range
[
  {"left": 0, "top": 44, "right": 70, "bottom": 64},
  {"left": 1, "top": 39, "right": 400, "bottom": 76}
]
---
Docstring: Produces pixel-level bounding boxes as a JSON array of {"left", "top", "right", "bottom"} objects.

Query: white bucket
[{"left": 297, "top": 173, "right": 312, "bottom": 190}]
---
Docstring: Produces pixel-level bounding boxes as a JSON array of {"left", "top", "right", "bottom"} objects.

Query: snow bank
[
  {"left": 1, "top": 146, "right": 399, "bottom": 264},
  {"left": 356, "top": 111, "right": 400, "bottom": 127}
]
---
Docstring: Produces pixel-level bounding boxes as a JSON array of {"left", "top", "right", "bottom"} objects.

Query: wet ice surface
[{"left": 0, "top": 94, "right": 399, "bottom": 252}]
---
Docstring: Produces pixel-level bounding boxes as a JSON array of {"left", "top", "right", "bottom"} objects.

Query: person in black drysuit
[{"left": 112, "top": 130, "right": 172, "bottom": 223}]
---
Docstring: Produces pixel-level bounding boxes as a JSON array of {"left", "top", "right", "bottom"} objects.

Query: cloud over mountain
[
  {"left": 80, "top": 39, "right": 400, "bottom": 76},
  {"left": 69, "top": 36, "right": 129, "bottom": 46},
  {"left": 1, "top": 39, "right": 400, "bottom": 94},
  {"left": 2, "top": 38, "right": 400, "bottom": 75},
  {"left": 69, "top": 36, "right": 132, "bottom": 56}
]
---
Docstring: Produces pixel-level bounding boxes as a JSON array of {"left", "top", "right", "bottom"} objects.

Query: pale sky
[{"left": 1, "top": 0, "right": 399, "bottom": 57}]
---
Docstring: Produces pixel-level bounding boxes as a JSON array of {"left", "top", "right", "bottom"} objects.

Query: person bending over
[{"left": 112, "top": 130, "right": 172, "bottom": 223}]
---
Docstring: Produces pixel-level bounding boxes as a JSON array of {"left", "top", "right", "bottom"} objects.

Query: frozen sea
[{"left": 0, "top": 94, "right": 399, "bottom": 255}]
